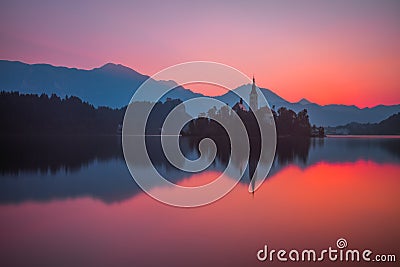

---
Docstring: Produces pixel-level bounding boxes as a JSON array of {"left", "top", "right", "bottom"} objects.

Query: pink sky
[{"left": 0, "top": 0, "right": 399, "bottom": 107}]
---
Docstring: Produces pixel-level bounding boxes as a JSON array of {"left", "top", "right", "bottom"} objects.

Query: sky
[{"left": 0, "top": 0, "right": 399, "bottom": 107}]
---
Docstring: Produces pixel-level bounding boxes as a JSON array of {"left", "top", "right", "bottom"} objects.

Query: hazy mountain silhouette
[
  {"left": 0, "top": 60, "right": 147, "bottom": 107},
  {"left": 329, "top": 112, "right": 400, "bottom": 135},
  {"left": 0, "top": 60, "right": 202, "bottom": 107},
  {"left": 297, "top": 98, "right": 312, "bottom": 105},
  {"left": 215, "top": 84, "right": 288, "bottom": 107},
  {"left": 215, "top": 84, "right": 399, "bottom": 126},
  {"left": 280, "top": 101, "right": 400, "bottom": 127},
  {"left": 0, "top": 60, "right": 399, "bottom": 126}
]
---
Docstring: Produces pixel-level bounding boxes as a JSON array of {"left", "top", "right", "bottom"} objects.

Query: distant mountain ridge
[
  {"left": 0, "top": 60, "right": 147, "bottom": 107},
  {"left": 0, "top": 60, "right": 201, "bottom": 107},
  {"left": 0, "top": 60, "right": 399, "bottom": 126},
  {"left": 327, "top": 112, "right": 400, "bottom": 135}
]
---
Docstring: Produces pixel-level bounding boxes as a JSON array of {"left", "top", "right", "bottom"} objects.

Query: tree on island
[{"left": 184, "top": 104, "right": 323, "bottom": 138}]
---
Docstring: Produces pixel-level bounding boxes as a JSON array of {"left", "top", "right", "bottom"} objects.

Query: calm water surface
[{"left": 0, "top": 135, "right": 399, "bottom": 266}]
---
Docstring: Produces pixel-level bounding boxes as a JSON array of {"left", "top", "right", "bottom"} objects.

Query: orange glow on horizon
[{"left": 1, "top": 1, "right": 399, "bottom": 108}]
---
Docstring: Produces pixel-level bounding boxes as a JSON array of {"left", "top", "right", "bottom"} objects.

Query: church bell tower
[{"left": 250, "top": 75, "right": 258, "bottom": 112}]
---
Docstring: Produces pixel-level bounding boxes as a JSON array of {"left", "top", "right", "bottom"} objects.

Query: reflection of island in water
[
  {"left": 0, "top": 135, "right": 399, "bottom": 204},
  {"left": 0, "top": 135, "right": 308, "bottom": 177}
]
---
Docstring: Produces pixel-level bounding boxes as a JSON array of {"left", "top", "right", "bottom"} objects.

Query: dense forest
[
  {"left": 0, "top": 92, "right": 124, "bottom": 134},
  {"left": 0, "top": 92, "right": 327, "bottom": 137},
  {"left": 184, "top": 105, "right": 325, "bottom": 138},
  {"left": 0, "top": 92, "right": 188, "bottom": 135},
  {"left": 272, "top": 107, "right": 324, "bottom": 137}
]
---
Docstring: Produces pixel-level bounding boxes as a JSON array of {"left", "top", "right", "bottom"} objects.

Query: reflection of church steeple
[
  {"left": 249, "top": 152, "right": 257, "bottom": 194},
  {"left": 250, "top": 75, "right": 258, "bottom": 112}
]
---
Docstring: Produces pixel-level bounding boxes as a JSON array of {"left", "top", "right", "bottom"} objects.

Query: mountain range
[{"left": 0, "top": 60, "right": 398, "bottom": 127}]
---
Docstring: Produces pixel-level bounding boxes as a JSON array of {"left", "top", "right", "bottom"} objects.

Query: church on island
[{"left": 232, "top": 75, "right": 258, "bottom": 113}]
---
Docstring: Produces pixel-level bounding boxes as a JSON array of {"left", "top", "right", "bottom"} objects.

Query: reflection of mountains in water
[{"left": 0, "top": 135, "right": 399, "bottom": 204}]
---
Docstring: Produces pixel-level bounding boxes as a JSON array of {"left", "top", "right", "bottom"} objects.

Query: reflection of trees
[
  {"left": 0, "top": 135, "right": 122, "bottom": 175},
  {"left": 183, "top": 105, "right": 315, "bottom": 179},
  {"left": 185, "top": 135, "right": 312, "bottom": 180},
  {"left": 275, "top": 137, "right": 311, "bottom": 165},
  {"left": 381, "top": 139, "right": 400, "bottom": 158},
  {"left": 344, "top": 137, "right": 400, "bottom": 160},
  {"left": 4, "top": 134, "right": 400, "bottom": 204},
  {"left": 185, "top": 135, "right": 231, "bottom": 168}
]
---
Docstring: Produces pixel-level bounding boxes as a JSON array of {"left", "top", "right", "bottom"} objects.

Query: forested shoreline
[{"left": 8, "top": 91, "right": 399, "bottom": 137}]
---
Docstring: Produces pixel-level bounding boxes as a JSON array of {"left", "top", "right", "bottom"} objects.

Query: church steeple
[{"left": 250, "top": 75, "right": 258, "bottom": 111}]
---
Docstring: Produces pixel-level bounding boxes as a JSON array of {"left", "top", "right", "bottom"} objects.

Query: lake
[{"left": 0, "top": 135, "right": 399, "bottom": 266}]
